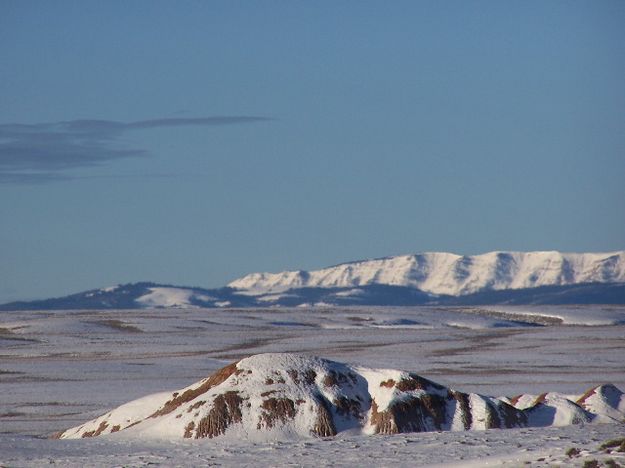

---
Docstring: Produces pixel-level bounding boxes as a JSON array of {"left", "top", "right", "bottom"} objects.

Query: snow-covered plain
[{"left": 1, "top": 305, "right": 624, "bottom": 466}]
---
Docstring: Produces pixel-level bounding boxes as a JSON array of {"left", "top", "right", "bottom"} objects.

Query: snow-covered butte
[
  {"left": 58, "top": 353, "right": 625, "bottom": 441},
  {"left": 228, "top": 251, "right": 625, "bottom": 296}
]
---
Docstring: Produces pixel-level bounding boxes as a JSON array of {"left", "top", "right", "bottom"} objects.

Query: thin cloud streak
[{"left": 0, "top": 116, "right": 271, "bottom": 184}]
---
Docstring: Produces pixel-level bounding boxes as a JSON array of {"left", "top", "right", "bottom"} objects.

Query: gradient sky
[{"left": 1, "top": 1, "right": 624, "bottom": 302}]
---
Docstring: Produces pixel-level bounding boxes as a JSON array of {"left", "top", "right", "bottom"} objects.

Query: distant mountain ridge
[
  {"left": 1, "top": 251, "right": 624, "bottom": 310},
  {"left": 229, "top": 251, "right": 625, "bottom": 296}
]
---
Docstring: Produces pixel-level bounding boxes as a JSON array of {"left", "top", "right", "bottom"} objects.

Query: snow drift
[{"left": 58, "top": 353, "right": 625, "bottom": 440}]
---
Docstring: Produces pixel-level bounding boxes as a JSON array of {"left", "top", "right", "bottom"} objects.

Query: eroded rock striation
[{"left": 58, "top": 353, "right": 625, "bottom": 440}]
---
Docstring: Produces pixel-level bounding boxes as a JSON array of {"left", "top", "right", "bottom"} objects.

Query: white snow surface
[{"left": 228, "top": 250, "right": 625, "bottom": 295}]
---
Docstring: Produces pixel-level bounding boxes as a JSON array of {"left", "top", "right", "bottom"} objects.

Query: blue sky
[{"left": 1, "top": 1, "right": 624, "bottom": 302}]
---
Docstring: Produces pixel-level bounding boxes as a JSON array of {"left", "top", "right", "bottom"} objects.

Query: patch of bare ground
[
  {"left": 17, "top": 401, "right": 89, "bottom": 408},
  {"left": 427, "top": 365, "right": 611, "bottom": 377},
  {"left": 600, "top": 437, "right": 625, "bottom": 452},
  {"left": 0, "top": 375, "right": 83, "bottom": 384},
  {"left": 0, "top": 411, "right": 28, "bottom": 417},
  {"left": 86, "top": 320, "right": 142, "bottom": 333},
  {"left": 346, "top": 316, "right": 374, "bottom": 322},
  {"left": 318, "top": 342, "right": 396, "bottom": 354},
  {"left": 438, "top": 307, "right": 563, "bottom": 326},
  {"left": 429, "top": 330, "right": 525, "bottom": 357},
  {"left": 0, "top": 369, "right": 24, "bottom": 375},
  {"left": 195, "top": 391, "right": 243, "bottom": 439},
  {"left": 150, "top": 361, "right": 239, "bottom": 417},
  {"left": 0, "top": 327, "right": 39, "bottom": 343}
]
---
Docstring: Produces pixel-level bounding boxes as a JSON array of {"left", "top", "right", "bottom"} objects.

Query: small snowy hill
[
  {"left": 229, "top": 251, "right": 625, "bottom": 296},
  {"left": 58, "top": 353, "right": 625, "bottom": 441}
]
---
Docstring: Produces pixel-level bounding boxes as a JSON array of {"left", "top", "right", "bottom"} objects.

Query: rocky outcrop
[{"left": 58, "top": 353, "right": 625, "bottom": 440}]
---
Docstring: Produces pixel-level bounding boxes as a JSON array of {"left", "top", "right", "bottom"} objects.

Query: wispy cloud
[{"left": 0, "top": 116, "right": 270, "bottom": 184}]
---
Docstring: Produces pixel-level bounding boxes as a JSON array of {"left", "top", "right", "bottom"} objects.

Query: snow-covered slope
[
  {"left": 229, "top": 251, "right": 625, "bottom": 296},
  {"left": 59, "top": 353, "right": 625, "bottom": 441}
]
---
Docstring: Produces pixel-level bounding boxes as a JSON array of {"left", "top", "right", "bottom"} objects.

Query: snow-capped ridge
[
  {"left": 58, "top": 353, "right": 625, "bottom": 441},
  {"left": 228, "top": 250, "right": 625, "bottom": 296}
]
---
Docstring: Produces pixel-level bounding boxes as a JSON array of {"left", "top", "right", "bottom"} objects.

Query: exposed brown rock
[
  {"left": 303, "top": 369, "right": 317, "bottom": 385},
  {"left": 287, "top": 369, "right": 299, "bottom": 383},
  {"left": 450, "top": 390, "right": 472, "bottom": 430},
  {"left": 265, "top": 377, "right": 274, "bottom": 385},
  {"left": 286, "top": 368, "right": 317, "bottom": 385},
  {"left": 498, "top": 401, "right": 527, "bottom": 428},
  {"left": 371, "top": 392, "right": 453, "bottom": 434},
  {"left": 187, "top": 400, "right": 206, "bottom": 413},
  {"left": 508, "top": 394, "right": 522, "bottom": 406},
  {"left": 419, "top": 394, "right": 449, "bottom": 429},
  {"left": 380, "top": 379, "right": 396, "bottom": 388},
  {"left": 312, "top": 395, "right": 337, "bottom": 437},
  {"left": 92, "top": 420, "right": 109, "bottom": 437},
  {"left": 184, "top": 421, "right": 195, "bottom": 438},
  {"left": 370, "top": 400, "right": 398, "bottom": 434},
  {"left": 396, "top": 374, "right": 445, "bottom": 392},
  {"left": 323, "top": 370, "right": 349, "bottom": 388},
  {"left": 323, "top": 372, "right": 338, "bottom": 388},
  {"left": 150, "top": 361, "right": 239, "bottom": 418},
  {"left": 258, "top": 397, "right": 297, "bottom": 429},
  {"left": 534, "top": 393, "right": 548, "bottom": 406},
  {"left": 270, "top": 371, "right": 286, "bottom": 384},
  {"left": 484, "top": 400, "right": 501, "bottom": 429},
  {"left": 82, "top": 420, "right": 108, "bottom": 438},
  {"left": 333, "top": 396, "right": 362, "bottom": 419},
  {"left": 195, "top": 391, "right": 243, "bottom": 439},
  {"left": 482, "top": 399, "right": 526, "bottom": 429},
  {"left": 261, "top": 390, "right": 277, "bottom": 397},
  {"left": 125, "top": 420, "right": 141, "bottom": 429},
  {"left": 576, "top": 386, "right": 598, "bottom": 408},
  {"left": 110, "top": 425, "right": 121, "bottom": 433}
]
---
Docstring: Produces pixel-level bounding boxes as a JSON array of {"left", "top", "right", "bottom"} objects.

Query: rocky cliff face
[{"left": 58, "top": 353, "right": 625, "bottom": 440}]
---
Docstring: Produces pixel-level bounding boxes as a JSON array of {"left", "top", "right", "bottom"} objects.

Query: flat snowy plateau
[{"left": 1, "top": 305, "right": 625, "bottom": 467}]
